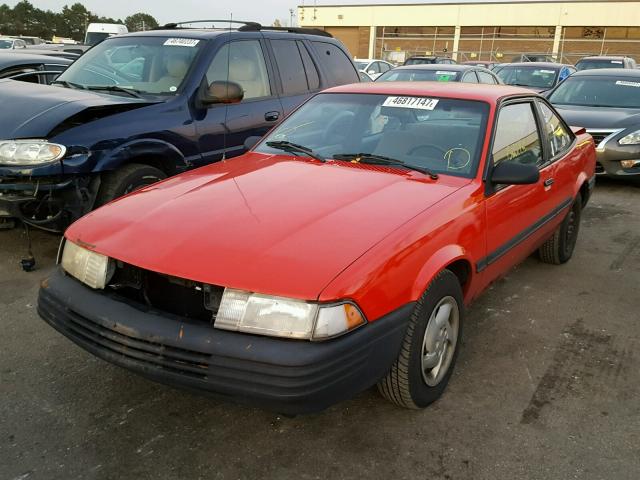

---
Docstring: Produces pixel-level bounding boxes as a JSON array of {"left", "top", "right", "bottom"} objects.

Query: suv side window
[
  {"left": 271, "top": 39, "right": 308, "bottom": 96},
  {"left": 539, "top": 103, "right": 573, "bottom": 158},
  {"left": 477, "top": 70, "right": 496, "bottom": 84},
  {"left": 462, "top": 71, "right": 479, "bottom": 83},
  {"left": 311, "top": 41, "right": 359, "bottom": 85},
  {"left": 206, "top": 40, "right": 271, "bottom": 100},
  {"left": 493, "top": 103, "right": 543, "bottom": 168},
  {"left": 297, "top": 41, "right": 320, "bottom": 90}
]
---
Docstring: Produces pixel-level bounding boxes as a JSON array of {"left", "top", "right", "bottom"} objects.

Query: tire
[
  {"left": 538, "top": 193, "right": 582, "bottom": 265},
  {"left": 378, "top": 269, "right": 464, "bottom": 409},
  {"left": 95, "top": 163, "right": 166, "bottom": 207}
]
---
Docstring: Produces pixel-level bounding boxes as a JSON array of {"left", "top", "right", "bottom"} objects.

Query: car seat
[{"left": 229, "top": 58, "right": 267, "bottom": 99}]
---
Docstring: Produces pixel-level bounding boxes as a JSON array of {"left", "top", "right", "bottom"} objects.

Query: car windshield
[
  {"left": 575, "top": 59, "right": 625, "bottom": 71},
  {"left": 405, "top": 58, "right": 436, "bottom": 65},
  {"left": 85, "top": 32, "right": 112, "bottom": 46},
  {"left": 548, "top": 75, "right": 640, "bottom": 108},
  {"left": 55, "top": 36, "right": 204, "bottom": 96},
  {"left": 377, "top": 69, "right": 461, "bottom": 82},
  {"left": 0, "top": 39, "right": 13, "bottom": 49},
  {"left": 255, "top": 93, "right": 489, "bottom": 178},
  {"left": 497, "top": 66, "right": 558, "bottom": 88},
  {"left": 355, "top": 61, "right": 369, "bottom": 70}
]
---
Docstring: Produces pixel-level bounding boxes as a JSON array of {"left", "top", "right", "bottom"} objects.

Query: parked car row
[{"left": 1, "top": 21, "right": 636, "bottom": 415}]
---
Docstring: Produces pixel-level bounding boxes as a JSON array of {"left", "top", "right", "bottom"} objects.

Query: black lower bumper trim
[{"left": 38, "top": 269, "right": 412, "bottom": 414}]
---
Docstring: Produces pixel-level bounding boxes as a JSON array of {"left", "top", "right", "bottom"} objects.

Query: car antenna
[
  {"left": 221, "top": 13, "right": 233, "bottom": 161},
  {"left": 20, "top": 223, "right": 36, "bottom": 272}
]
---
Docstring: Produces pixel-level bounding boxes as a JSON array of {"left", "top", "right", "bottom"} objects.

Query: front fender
[
  {"left": 94, "top": 139, "right": 189, "bottom": 173},
  {"left": 410, "top": 245, "right": 474, "bottom": 301}
]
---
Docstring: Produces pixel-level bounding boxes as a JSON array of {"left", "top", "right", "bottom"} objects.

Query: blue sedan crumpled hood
[{"left": 0, "top": 79, "right": 154, "bottom": 139}]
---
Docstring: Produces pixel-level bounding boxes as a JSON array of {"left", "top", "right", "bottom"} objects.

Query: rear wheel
[
  {"left": 95, "top": 163, "right": 166, "bottom": 207},
  {"left": 378, "top": 269, "right": 464, "bottom": 409},
  {"left": 539, "top": 193, "right": 582, "bottom": 265}
]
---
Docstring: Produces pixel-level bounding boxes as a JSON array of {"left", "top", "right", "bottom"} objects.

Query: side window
[
  {"left": 312, "top": 41, "right": 359, "bottom": 85},
  {"left": 206, "top": 40, "right": 271, "bottom": 100},
  {"left": 477, "top": 70, "right": 496, "bottom": 84},
  {"left": 558, "top": 67, "right": 571, "bottom": 82},
  {"left": 462, "top": 71, "right": 479, "bottom": 83},
  {"left": 379, "top": 62, "right": 391, "bottom": 73},
  {"left": 493, "top": 103, "right": 543, "bottom": 168},
  {"left": 271, "top": 39, "right": 309, "bottom": 96},
  {"left": 539, "top": 103, "right": 573, "bottom": 158},
  {"left": 297, "top": 41, "right": 320, "bottom": 90},
  {"left": 369, "top": 62, "right": 381, "bottom": 74}
]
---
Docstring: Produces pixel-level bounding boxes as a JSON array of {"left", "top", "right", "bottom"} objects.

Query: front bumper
[
  {"left": 596, "top": 143, "right": 640, "bottom": 178},
  {"left": 0, "top": 175, "right": 96, "bottom": 232},
  {"left": 38, "top": 269, "right": 412, "bottom": 414}
]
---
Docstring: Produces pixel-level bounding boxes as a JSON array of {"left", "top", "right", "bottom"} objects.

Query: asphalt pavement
[{"left": 1, "top": 178, "right": 639, "bottom": 480}]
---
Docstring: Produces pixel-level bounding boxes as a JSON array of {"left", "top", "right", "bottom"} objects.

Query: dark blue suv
[{"left": 0, "top": 22, "right": 359, "bottom": 231}]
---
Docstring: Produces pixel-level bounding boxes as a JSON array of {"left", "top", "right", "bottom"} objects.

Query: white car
[
  {"left": 354, "top": 58, "right": 394, "bottom": 80},
  {"left": 0, "top": 37, "right": 27, "bottom": 50}
]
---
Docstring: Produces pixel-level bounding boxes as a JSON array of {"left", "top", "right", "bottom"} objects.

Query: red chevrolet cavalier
[{"left": 38, "top": 83, "right": 596, "bottom": 414}]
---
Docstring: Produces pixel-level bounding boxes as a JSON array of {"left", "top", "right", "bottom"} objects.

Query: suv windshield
[
  {"left": 55, "top": 36, "right": 204, "bottom": 96},
  {"left": 0, "top": 39, "right": 13, "bottom": 49},
  {"left": 377, "top": 69, "right": 461, "bottom": 82},
  {"left": 575, "top": 59, "right": 625, "bottom": 70},
  {"left": 497, "top": 66, "right": 558, "bottom": 89},
  {"left": 549, "top": 75, "right": 640, "bottom": 108},
  {"left": 255, "top": 93, "right": 489, "bottom": 178}
]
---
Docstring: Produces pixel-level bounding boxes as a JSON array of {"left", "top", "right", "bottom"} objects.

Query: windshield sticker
[
  {"left": 383, "top": 96, "right": 439, "bottom": 110},
  {"left": 612, "top": 60, "right": 623, "bottom": 64},
  {"left": 164, "top": 38, "right": 200, "bottom": 47},
  {"left": 436, "top": 71, "right": 457, "bottom": 75},
  {"left": 539, "top": 70, "right": 555, "bottom": 74},
  {"left": 616, "top": 80, "right": 640, "bottom": 88}
]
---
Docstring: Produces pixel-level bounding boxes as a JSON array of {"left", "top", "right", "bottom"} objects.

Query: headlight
[
  {"left": 214, "top": 288, "right": 366, "bottom": 340},
  {"left": 61, "top": 240, "right": 114, "bottom": 289},
  {"left": 0, "top": 140, "right": 66, "bottom": 165},
  {"left": 618, "top": 130, "right": 640, "bottom": 145}
]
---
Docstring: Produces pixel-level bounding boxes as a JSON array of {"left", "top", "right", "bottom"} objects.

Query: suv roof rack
[{"left": 158, "top": 20, "right": 332, "bottom": 38}]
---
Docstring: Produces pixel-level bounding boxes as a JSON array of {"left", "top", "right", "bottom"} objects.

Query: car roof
[
  {"left": 0, "top": 51, "right": 73, "bottom": 65},
  {"left": 325, "top": 82, "right": 533, "bottom": 103},
  {"left": 121, "top": 27, "right": 336, "bottom": 41},
  {"left": 578, "top": 55, "right": 629, "bottom": 61},
  {"left": 570, "top": 68, "right": 640, "bottom": 77},
  {"left": 503, "top": 62, "right": 567, "bottom": 68},
  {"left": 391, "top": 64, "right": 476, "bottom": 72}
]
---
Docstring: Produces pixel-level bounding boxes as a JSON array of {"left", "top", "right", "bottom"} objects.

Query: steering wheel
[{"left": 322, "top": 111, "right": 355, "bottom": 143}]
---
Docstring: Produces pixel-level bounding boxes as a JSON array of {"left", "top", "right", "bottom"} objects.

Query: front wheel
[
  {"left": 378, "top": 269, "right": 464, "bottom": 409},
  {"left": 95, "top": 163, "right": 166, "bottom": 207},
  {"left": 538, "top": 193, "right": 582, "bottom": 265}
]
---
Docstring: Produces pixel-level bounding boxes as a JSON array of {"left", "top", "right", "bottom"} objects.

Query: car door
[
  {"left": 193, "top": 38, "right": 284, "bottom": 164},
  {"left": 481, "top": 100, "right": 566, "bottom": 280},
  {"left": 268, "top": 38, "right": 320, "bottom": 115}
]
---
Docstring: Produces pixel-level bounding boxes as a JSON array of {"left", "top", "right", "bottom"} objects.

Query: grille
[
  {"left": 40, "top": 293, "right": 212, "bottom": 378},
  {"left": 587, "top": 130, "right": 616, "bottom": 146}
]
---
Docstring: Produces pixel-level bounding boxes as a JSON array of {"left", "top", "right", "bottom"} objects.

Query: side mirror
[
  {"left": 490, "top": 161, "right": 539, "bottom": 185},
  {"left": 243, "top": 136, "right": 261, "bottom": 151},
  {"left": 201, "top": 81, "right": 244, "bottom": 106}
]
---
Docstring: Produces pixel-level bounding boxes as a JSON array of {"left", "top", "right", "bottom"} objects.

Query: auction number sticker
[
  {"left": 164, "top": 38, "right": 200, "bottom": 47},
  {"left": 383, "top": 96, "right": 439, "bottom": 110},
  {"left": 616, "top": 80, "right": 640, "bottom": 88}
]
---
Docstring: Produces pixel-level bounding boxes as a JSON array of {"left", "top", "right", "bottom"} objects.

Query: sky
[{"left": 1, "top": 0, "right": 507, "bottom": 26}]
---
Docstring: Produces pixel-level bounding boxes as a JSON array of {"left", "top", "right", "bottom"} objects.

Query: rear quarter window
[{"left": 311, "top": 41, "right": 359, "bottom": 85}]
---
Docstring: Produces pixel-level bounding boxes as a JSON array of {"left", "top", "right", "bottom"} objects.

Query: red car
[{"left": 38, "top": 82, "right": 596, "bottom": 414}]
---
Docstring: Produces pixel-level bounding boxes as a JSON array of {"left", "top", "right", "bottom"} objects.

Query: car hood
[
  {"left": 66, "top": 153, "right": 468, "bottom": 300},
  {"left": 553, "top": 104, "right": 640, "bottom": 129},
  {"left": 0, "top": 80, "right": 155, "bottom": 139}
]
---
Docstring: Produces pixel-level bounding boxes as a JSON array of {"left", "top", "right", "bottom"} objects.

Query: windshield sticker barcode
[
  {"left": 164, "top": 38, "right": 200, "bottom": 47},
  {"left": 616, "top": 80, "right": 640, "bottom": 88},
  {"left": 383, "top": 96, "right": 439, "bottom": 110}
]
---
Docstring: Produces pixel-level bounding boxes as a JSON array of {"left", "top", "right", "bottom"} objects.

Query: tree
[
  {"left": 125, "top": 13, "right": 158, "bottom": 32},
  {"left": 272, "top": 19, "right": 282, "bottom": 27}
]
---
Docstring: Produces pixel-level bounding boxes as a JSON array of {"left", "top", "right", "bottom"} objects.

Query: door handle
[
  {"left": 544, "top": 178, "right": 555, "bottom": 187},
  {"left": 265, "top": 111, "right": 280, "bottom": 122}
]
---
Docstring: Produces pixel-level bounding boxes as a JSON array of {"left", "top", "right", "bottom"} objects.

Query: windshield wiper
[
  {"left": 84, "top": 85, "right": 143, "bottom": 98},
  {"left": 332, "top": 153, "right": 439, "bottom": 179},
  {"left": 265, "top": 141, "right": 325, "bottom": 162},
  {"left": 51, "top": 80, "right": 86, "bottom": 90}
]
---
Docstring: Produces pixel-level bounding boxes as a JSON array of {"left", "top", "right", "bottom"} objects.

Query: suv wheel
[
  {"left": 538, "top": 193, "right": 582, "bottom": 265},
  {"left": 378, "top": 269, "right": 464, "bottom": 409},
  {"left": 96, "top": 163, "right": 166, "bottom": 207}
]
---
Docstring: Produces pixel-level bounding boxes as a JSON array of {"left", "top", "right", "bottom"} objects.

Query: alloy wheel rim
[{"left": 421, "top": 296, "right": 459, "bottom": 387}]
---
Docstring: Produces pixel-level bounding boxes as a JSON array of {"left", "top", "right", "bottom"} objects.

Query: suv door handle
[
  {"left": 265, "top": 111, "right": 280, "bottom": 122},
  {"left": 544, "top": 178, "right": 555, "bottom": 187}
]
